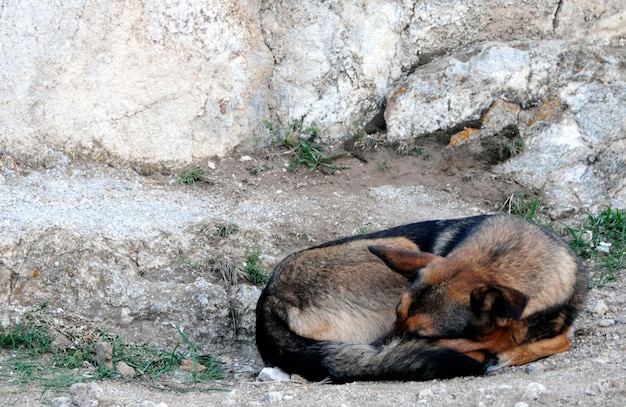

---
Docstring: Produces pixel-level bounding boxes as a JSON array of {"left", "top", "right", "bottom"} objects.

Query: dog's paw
[{"left": 485, "top": 352, "right": 513, "bottom": 373}]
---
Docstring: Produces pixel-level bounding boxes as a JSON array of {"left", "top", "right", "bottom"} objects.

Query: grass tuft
[
  {"left": 0, "top": 303, "right": 224, "bottom": 391},
  {"left": 178, "top": 168, "right": 212, "bottom": 186},
  {"left": 216, "top": 223, "right": 239, "bottom": 238},
  {"left": 263, "top": 120, "right": 348, "bottom": 174},
  {"left": 243, "top": 248, "right": 269, "bottom": 284},
  {"left": 567, "top": 207, "right": 625, "bottom": 287}
]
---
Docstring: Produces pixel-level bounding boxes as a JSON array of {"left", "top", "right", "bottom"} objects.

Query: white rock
[
  {"left": 593, "top": 300, "right": 609, "bottom": 316},
  {"left": 258, "top": 367, "right": 291, "bottom": 382},
  {"left": 263, "top": 391, "right": 284, "bottom": 403},
  {"left": 598, "top": 319, "right": 616, "bottom": 327},
  {"left": 522, "top": 382, "right": 546, "bottom": 400}
]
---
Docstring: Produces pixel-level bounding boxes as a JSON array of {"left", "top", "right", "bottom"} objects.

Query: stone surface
[
  {"left": 95, "top": 342, "right": 113, "bottom": 369},
  {"left": 0, "top": 0, "right": 272, "bottom": 165},
  {"left": 117, "top": 361, "right": 136, "bottom": 379},
  {"left": 385, "top": 41, "right": 626, "bottom": 215}
]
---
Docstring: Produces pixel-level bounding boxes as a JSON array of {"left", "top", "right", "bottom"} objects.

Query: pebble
[
  {"left": 263, "top": 391, "right": 284, "bottom": 403},
  {"left": 95, "top": 342, "right": 113, "bottom": 369},
  {"left": 139, "top": 402, "right": 169, "bottom": 407},
  {"left": 240, "top": 155, "right": 252, "bottom": 162},
  {"left": 522, "top": 382, "right": 546, "bottom": 400},
  {"left": 117, "top": 360, "right": 136, "bottom": 378},
  {"left": 514, "top": 403, "right": 529, "bottom": 407},
  {"left": 598, "top": 318, "right": 616, "bottom": 327},
  {"left": 593, "top": 300, "right": 608, "bottom": 316},
  {"left": 69, "top": 382, "right": 103, "bottom": 407},
  {"left": 258, "top": 366, "right": 291, "bottom": 382},
  {"left": 418, "top": 388, "right": 434, "bottom": 399}
]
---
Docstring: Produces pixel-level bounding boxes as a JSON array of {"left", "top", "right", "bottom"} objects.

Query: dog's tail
[{"left": 256, "top": 307, "right": 489, "bottom": 383}]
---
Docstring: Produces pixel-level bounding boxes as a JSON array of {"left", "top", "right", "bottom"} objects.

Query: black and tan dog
[
  {"left": 370, "top": 214, "right": 588, "bottom": 367},
  {"left": 256, "top": 215, "right": 499, "bottom": 382}
]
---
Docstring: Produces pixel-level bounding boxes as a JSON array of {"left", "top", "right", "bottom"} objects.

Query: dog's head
[{"left": 369, "top": 245, "right": 529, "bottom": 339}]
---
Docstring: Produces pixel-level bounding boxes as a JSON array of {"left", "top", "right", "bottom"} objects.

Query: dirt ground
[{"left": 1, "top": 141, "right": 625, "bottom": 406}]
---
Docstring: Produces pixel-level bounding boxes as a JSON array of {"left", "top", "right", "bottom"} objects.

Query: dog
[
  {"left": 256, "top": 215, "right": 497, "bottom": 382},
  {"left": 369, "top": 214, "right": 588, "bottom": 367}
]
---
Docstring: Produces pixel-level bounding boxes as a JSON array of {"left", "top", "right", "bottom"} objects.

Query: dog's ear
[
  {"left": 368, "top": 245, "right": 440, "bottom": 278},
  {"left": 470, "top": 286, "right": 529, "bottom": 321}
]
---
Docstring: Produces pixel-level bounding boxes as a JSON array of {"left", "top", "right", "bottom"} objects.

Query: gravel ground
[{"left": 0, "top": 148, "right": 624, "bottom": 406}]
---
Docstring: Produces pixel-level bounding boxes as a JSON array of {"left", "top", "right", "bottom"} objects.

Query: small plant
[
  {"left": 357, "top": 225, "right": 367, "bottom": 235},
  {"left": 506, "top": 137, "right": 524, "bottom": 158},
  {"left": 408, "top": 146, "right": 431, "bottom": 160},
  {"left": 0, "top": 302, "right": 224, "bottom": 390},
  {"left": 501, "top": 191, "right": 541, "bottom": 223},
  {"left": 178, "top": 168, "right": 211, "bottom": 186},
  {"left": 263, "top": 120, "right": 348, "bottom": 174},
  {"left": 567, "top": 207, "right": 625, "bottom": 287},
  {"left": 176, "top": 327, "right": 224, "bottom": 384},
  {"left": 243, "top": 248, "right": 269, "bottom": 284},
  {"left": 176, "top": 255, "right": 201, "bottom": 271},
  {"left": 216, "top": 223, "right": 239, "bottom": 238},
  {"left": 378, "top": 159, "right": 390, "bottom": 172}
]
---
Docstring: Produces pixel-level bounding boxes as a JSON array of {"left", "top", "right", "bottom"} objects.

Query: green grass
[
  {"left": 178, "top": 168, "right": 212, "bottom": 186},
  {"left": 566, "top": 207, "right": 625, "bottom": 287},
  {"left": 263, "top": 120, "right": 348, "bottom": 174},
  {"left": 0, "top": 303, "right": 224, "bottom": 391},
  {"left": 499, "top": 193, "right": 624, "bottom": 288},
  {"left": 407, "top": 146, "right": 432, "bottom": 159},
  {"left": 501, "top": 190, "right": 541, "bottom": 223},
  {"left": 378, "top": 159, "right": 390, "bottom": 172},
  {"left": 216, "top": 223, "right": 239, "bottom": 238},
  {"left": 243, "top": 248, "right": 269, "bottom": 284}
]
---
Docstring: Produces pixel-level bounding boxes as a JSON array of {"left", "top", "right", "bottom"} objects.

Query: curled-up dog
[
  {"left": 369, "top": 214, "right": 588, "bottom": 368},
  {"left": 256, "top": 215, "right": 497, "bottom": 382}
]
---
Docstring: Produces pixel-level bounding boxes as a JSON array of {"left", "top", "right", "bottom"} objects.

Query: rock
[
  {"left": 181, "top": 359, "right": 208, "bottom": 373},
  {"left": 258, "top": 367, "right": 291, "bottom": 382},
  {"left": 117, "top": 361, "right": 136, "bottom": 379},
  {"left": 69, "top": 383, "right": 103, "bottom": 407},
  {"left": 598, "top": 319, "right": 616, "bottom": 327},
  {"left": 47, "top": 397, "right": 73, "bottom": 407},
  {"left": 263, "top": 391, "right": 284, "bottom": 403},
  {"left": 1, "top": 1, "right": 623, "bottom": 171},
  {"left": 522, "top": 382, "right": 546, "bottom": 400},
  {"left": 593, "top": 300, "right": 609, "bottom": 316},
  {"left": 95, "top": 342, "right": 113, "bottom": 369},
  {"left": 139, "top": 402, "right": 169, "bottom": 407},
  {"left": 386, "top": 41, "right": 626, "bottom": 213}
]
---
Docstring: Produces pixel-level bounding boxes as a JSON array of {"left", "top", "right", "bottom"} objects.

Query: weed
[
  {"left": 178, "top": 168, "right": 211, "bottom": 186},
  {"left": 216, "top": 223, "right": 239, "bottom": 238},
  {"left": 378, "top": 159, "right": 390, "bottom": 172},
  {"left": 567, "top": 207, "right": 625, "bottom": 287},
  {"left": 506, "top": 137, "right": 524, "bottom": 158},
  {"left": 263, "top": 120, "right": 348, "bottom": 174},
  {"left": 176, "top": 327, "right": 223, "bottom": 383},
  {"left": 248, "top": 164, "right": 270, "bottom": 175},
  {"left": 501, "top": 190, "right": 541, "bottom": 223},
  {"left": 408, "top": 146, "right": 432, "bottom": 160},
  {"left": 0, "top": 303, "right": 224, "bottom": 391},
  {"left": 243, "top": 248, "right": 269, "bottom": 284},
  {"left": 176, "top": 255, "right": 201, "bottom": 271},
  {"left": 357, "top": 225, "right": 367, "bottom": 235}
]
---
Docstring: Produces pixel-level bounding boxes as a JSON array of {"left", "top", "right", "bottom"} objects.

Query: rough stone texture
[
  {"left": 384, "top": 41, "right": 626, "bottom": 215},
  {"left": 0, "top": 0, "right": 272, "bottom": 165}
]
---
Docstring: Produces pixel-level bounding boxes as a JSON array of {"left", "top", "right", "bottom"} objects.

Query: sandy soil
[{"left": 1, "top": 142, "right": 624, "bottom": 406}]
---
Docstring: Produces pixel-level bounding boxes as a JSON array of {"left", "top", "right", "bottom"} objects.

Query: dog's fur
[
  {"left": 256, "top": 215, "right": 496, "bottom": 382},
  {"left": 369, "top": 214, "right": 588, "bottom": 367}
]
